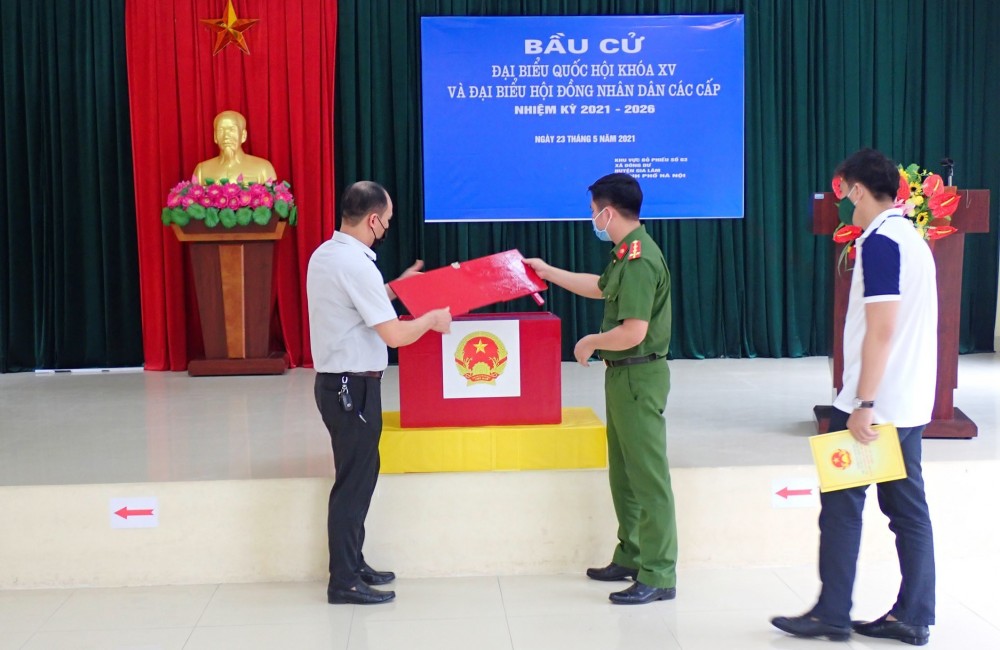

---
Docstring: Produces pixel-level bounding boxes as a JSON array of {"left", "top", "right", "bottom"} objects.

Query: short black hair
[
  {"left": 834, "top": 148, "right": 899, "bottom": 201},
  {"left": 588, "top": 173, "right": 642, "bottom": 218},
  {"left": 340, "top": 181, "right": 388, "bottom": 226}
]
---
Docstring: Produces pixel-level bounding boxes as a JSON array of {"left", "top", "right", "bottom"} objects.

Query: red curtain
[{"left": 124, "top": 0, "right": 336, "bottom": 370}]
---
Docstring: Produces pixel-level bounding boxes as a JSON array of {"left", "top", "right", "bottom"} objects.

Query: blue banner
[{"left": 420, "top": 15, "right": 745, "bottom": 222}]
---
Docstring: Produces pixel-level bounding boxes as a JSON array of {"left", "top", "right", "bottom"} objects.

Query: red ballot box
[
  {"left": 398, "top": 312, "right": 562, "bottom": 428},
  {"left": 389, "top": 249, "right": 546, "bottom": 317}
]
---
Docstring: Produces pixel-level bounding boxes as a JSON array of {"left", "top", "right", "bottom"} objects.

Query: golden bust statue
[{"left": 193, "top": 110, "right": 276, "bottom": 184}]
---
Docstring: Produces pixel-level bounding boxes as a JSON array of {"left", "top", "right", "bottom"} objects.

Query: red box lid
[{"left": 389, "top": 249, "right": 547, "bottom": 317}]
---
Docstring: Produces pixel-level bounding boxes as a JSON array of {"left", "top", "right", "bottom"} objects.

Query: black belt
[
  {"left": 323, "top": 370, "right": 383, "bottom": 379},
  {"left": 603, "top": 354, "right": 663, "bottom": 368}
]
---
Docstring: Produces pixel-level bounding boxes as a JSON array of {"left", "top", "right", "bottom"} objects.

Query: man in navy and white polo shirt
[
  {"left": 773, "top": 149, "right": 937, "bottom": 646},
  {"left": 307, "top": 181, "right": 452, "bottom": 605}
]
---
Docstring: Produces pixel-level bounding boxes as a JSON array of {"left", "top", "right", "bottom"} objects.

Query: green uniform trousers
[{"left": 605, "top": 359, "right": 678, "bottom": 588}]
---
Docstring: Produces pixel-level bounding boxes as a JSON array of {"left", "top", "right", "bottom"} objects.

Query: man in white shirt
[
  {"left": 772, "top": 149, "right": 937, "bottom": 645},
  {"left": 307, "top": 181, "right": 451, "bottom": 605}
]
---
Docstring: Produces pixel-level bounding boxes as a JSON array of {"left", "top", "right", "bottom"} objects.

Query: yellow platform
[{"left": 379, "top": 407, "right": 607, "bottom": 473}]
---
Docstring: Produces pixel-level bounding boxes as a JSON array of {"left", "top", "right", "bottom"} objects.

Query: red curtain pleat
[{"left": 124, "top": 0, "right": 336, "bottom": 370}]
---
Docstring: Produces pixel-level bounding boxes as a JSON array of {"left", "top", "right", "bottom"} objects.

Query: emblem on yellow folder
[
  {"left": 810, "top": 424, "right": 906, "bottom": 492},
  {"left": 830, "top": 448, "right": 852, "bottom": 470},
  {"left": 454, "top": 332, "right": 508, "bottom": 385}
]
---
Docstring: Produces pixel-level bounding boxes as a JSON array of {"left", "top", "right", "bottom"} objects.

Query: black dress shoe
[
  {"left": 609, "top": 581, "right": 676, "bottom": 604},
  {"left": 327, "top": 582, "right": 396, "bottom": 605},
  {"left": 360, "top": 561, "right": 396, "bottom": 586},
  {"left": 586, "top": 562, "right": 638, "bottom": 582},
  {"left": 853, "top": 614, "right": 929, "bottom": 646},
  {"left": 770, "top": 615, "right": 851, "bottom": 641}
]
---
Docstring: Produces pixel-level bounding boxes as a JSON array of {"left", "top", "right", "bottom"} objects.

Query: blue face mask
[{"left": 592, "top": 207, "right": 612, "bottom": 242}]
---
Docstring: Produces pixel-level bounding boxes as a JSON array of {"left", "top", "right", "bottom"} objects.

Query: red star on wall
[{"left": 200, "top": 0, "right": 259, "bottom": 55}]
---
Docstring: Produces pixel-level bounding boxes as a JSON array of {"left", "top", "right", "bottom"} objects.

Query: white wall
[{"left": 3, "top": 462, "right": 997, "bottom": 588}]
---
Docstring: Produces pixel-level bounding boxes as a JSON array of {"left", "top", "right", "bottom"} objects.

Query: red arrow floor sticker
[
  {"left": 114, "top": 507, "right": 155, "bottom": 519},
  {"left": 771, "top": 479, "right": 819, "bottom": 508},
  {"left": 110, "top": 498, "right": 159, "bottom": 528},
  {"left": 775, "top": 487, "right": 813, "bottom": 499}
]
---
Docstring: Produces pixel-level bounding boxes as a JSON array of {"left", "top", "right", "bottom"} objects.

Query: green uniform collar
[{"left": 610, "top": 223, "right": 647, "bottom": 262}]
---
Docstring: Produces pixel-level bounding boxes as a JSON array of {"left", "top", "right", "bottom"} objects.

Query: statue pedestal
[{"left": 172, "top": 221, "right": 288, "bottom": 376}]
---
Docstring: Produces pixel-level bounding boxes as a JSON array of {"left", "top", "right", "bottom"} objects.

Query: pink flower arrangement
[{"left": 162, "top": 176, "right": 297, "bottom": 229}]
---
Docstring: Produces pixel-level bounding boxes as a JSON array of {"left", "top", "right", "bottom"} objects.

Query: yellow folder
[{"left": 810, "top": 423, "right": 906, "bottom": 492}]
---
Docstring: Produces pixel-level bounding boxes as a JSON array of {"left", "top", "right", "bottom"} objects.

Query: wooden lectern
[
  {"left": 812, "top": 189, "right": 991, "bottom": 438},
  {"left": 172, "top": 220, "right": 288, "bottom": 376}
]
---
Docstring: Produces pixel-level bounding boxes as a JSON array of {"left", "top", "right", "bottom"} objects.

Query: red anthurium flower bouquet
[
  {"left": 832, "top": 225, "right": 862, "bottom": 244},
  {"left": 895, "top": 164, "right": 958, "bottom": 239},
  {"left": 927, "top": 225, "right": 957, "bottom": 240},
  {"left": 828, "top": 163, "right": 959, "bottom": 272},
  {"left": 832, "top": 175, "right": 846, "bottom": 200}
]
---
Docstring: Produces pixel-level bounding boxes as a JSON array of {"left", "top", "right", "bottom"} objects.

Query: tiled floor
[
  {"left": 1, "top": 354, "right": 998, "bottom": 486},
  {"left": 3, "top": 560, "right": 1000, "bottom": 649}
]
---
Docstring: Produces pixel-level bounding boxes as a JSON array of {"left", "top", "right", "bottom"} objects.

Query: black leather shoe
[
  {"left": 360, "top": 561, "right": 396, "bottom": 586},
  {"left": 586, "top": 562, "right": 638, "bottom": 582},
  {"left": 853, "top": 614, "right": 929, "bottom": 646},
  {"left": 771, "top": 615, "right": 851, "bottom": 641},
  {"left": 327, "top": 582, "right": 396, "bottom": 605},
  {"left": 609, "top": 581, "right": 676, "bottom": 604}
]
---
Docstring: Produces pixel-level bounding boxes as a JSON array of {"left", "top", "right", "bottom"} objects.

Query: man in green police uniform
[{"left": 525, "top": 172, "right": 676, "bottom": 605}]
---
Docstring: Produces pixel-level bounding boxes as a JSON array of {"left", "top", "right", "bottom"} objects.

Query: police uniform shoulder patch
[
  {"left": 627, "top": 239, "right": 642, "bottom": 260},
  {"left": 616, "top": 243, "right": 628, "bottom": 260}
]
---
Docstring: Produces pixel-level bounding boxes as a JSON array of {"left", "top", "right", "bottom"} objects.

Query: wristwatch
[{"left": 852, "top": 397, "right": 875, "bottom": 410}]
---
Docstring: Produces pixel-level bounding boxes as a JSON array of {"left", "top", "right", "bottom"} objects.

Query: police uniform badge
[{"left": 627, "top": 240, "right": 642, "bottom": 260}]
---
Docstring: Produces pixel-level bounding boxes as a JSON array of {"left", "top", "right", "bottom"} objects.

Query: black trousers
[
  {"left": 809, "top": 408, "right": 935, "bottom": 627},
  {"left": 314, "top": 372, "right": 383, "bottom": 590}
]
